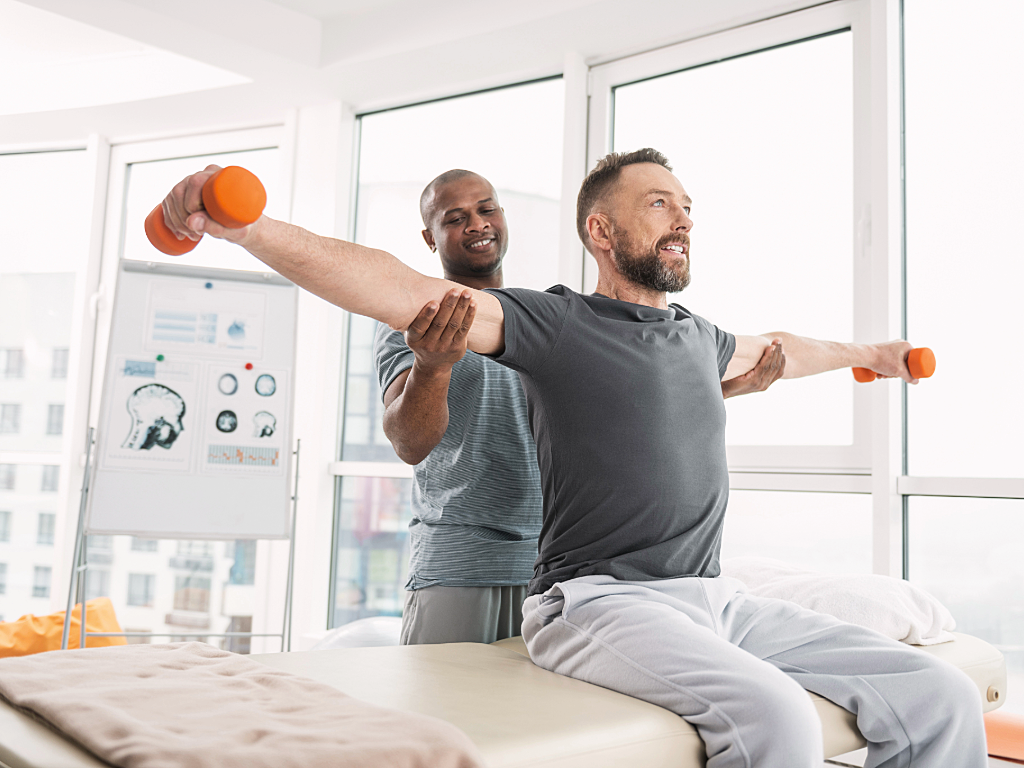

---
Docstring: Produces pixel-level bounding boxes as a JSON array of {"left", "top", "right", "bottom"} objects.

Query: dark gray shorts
[{"left": 401, "top": 585, "right": 529, "bottom": 645}]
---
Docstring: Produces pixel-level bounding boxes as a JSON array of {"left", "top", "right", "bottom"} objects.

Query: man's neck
[
  {"left": 594, "top": 273, "right": 669, "bottom": 310},
  {"left": 443, "top": 268, "right": 504, "bottom": 291}
]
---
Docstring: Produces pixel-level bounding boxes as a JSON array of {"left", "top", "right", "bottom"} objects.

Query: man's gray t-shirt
[
  {"left": 374, "top": 325, "right": 542, "bottom": 590},
  {"left": 484, "top": 285, "right": 736, "bottom": 596}
]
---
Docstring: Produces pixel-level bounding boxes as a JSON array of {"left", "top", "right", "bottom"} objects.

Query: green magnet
[{"left": 156, "top": 354, "right": 165, "bottom": 362}]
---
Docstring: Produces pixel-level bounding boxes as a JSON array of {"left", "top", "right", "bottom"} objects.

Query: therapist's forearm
[{"left": 761, "top": 332, "right": 875, "bottom": 379}]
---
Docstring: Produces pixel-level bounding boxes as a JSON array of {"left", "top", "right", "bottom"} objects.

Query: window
[
  {"left": 51, "top": 348, "right": 69, "bottom": 379},
  {"left": 608, "top": 31, "right": 854, "bottom": 450},
  {"left": 40, "top": 465, "right": 59, "bottom": 492},
  {"left": 46, "top": 404, "right": 64, "bottom": 436},
  {"left": 228, "top": 540, "right": 256, "bottom": 586},
  {"left": 0, "top": 563, "right": 7, "bottom": 595},
  {"left": 0, "top": 404, "right": 20, "bottom": 434},
  {"left": 32, "top": 566, "right": 51, "bottom": 598},
  {"left": 0, "top": 510, "right": 10, "bottom": 542},
  {"left": 0, "top": 465, "right": 13, "bottom": 490},
  {"left": 130, "top": 537, "right": 159, "bottom": 552},
  {"left": 1, "top": 349, "right": 24, "bottom": 379},
  {"left": 331, "top": 77, "right": 565, "bottom": 628},
  {"left": 173, "top": 576, "right": 211, "bottom": 612},
  {"left": 85, "top": 569, "right": 110, "bottom": 600},
  {"left": 176, "top": 540, "right": 213, "bottom": 558},
  {"left": 127, "top": 573, "right": 156, "bottom": 607},
  {"left": 36, "top": 513, "right": 55, "bottom": 546}
]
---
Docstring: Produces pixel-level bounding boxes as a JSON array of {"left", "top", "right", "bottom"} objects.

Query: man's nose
[
  {"left": 674, "top": 205, "right": 692, "bottom": 232},
  {"left": 466, "top": 213, "right": 489, "bottom": 233}
]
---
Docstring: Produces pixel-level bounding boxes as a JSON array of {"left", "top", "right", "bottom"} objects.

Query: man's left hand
[{"left": 722, "top": 340, "right": 785, "bottom": 399}]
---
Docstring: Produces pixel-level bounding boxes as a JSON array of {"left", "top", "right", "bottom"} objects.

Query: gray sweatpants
[
  {"left": 522, "top": 575, "right": 986, "bottom": 768},
  {"left": 401, "top": 584, "right": 528, "bottom": 645}
]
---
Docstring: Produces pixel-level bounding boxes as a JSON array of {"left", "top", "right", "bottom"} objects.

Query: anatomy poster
[
  {"left": 102, "top": 357, "right": 199, "bottom": 472},
  {"left": 201, "top": 365, "right": 287, "bottom": 476}
]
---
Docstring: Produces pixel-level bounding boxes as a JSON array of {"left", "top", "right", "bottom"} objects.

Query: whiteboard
[{"left": 87, "top": 260, "right": 298, "bottom": 539}]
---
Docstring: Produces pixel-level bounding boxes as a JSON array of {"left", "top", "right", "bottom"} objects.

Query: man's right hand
[{"left": 405, "top": 288, "right": 477, "bottom": 373}]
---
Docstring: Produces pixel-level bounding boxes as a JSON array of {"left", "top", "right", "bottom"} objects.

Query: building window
[
  {"left": 51, "top": 348, "right": 69, "bottom": 379},
  {"left": 0, "top": 404, "right": 21, "bottom": 434},
  {"left": 41, "top": 465, "right": 59, "bottom": 492},
  {"left": 131, "top": 537, "right": 159, "bottom": 552},
  {"left": 173, "top": 576, "right": 211, "bottom": 612},
  {"left": 46, "top": 404, "right": 64, "bottom": 436},
  {"left": 37, "top": 513, "right": 55, "bottom": 546},
  {"left": 0, "top": 465, "right": 13, "bottom": 491},
  {"left": 0, "top": 563, "right": 7, "bottom": 595},
  {"left": 229, "top": 540, "right": 256, "bottom": 585},
  {"left": 127, "top": 573, "right": 156, "bottom": 607},
  {"left": 176, "top": 540, "right": 213, "bottom": 558},
  {"left": 1, "top": 349, "right": 24, "bottom": 379},
  {"left": 0, "top": 510, "right": 10, "bottom": 542},
  {"left": 32, "top": 566, "right": 51, "bottom": 598},
  {"left": 85, "top": 569, "right": 110, "bottom": 600}
]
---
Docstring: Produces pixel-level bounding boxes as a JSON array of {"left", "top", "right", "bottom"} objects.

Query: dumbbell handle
[
  {"left": 145, "top": 166, "right": 266, "bottom": 256},
  {"left": 853, "top": 347, "right": 936, "bottom": 382}
]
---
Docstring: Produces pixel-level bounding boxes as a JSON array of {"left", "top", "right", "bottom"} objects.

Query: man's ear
[
  {"left": 586, "top": 213, "right": 613, "bottom": 254},
  {"left": 421, "top": 228, "right": 436, "bottom": 252}
]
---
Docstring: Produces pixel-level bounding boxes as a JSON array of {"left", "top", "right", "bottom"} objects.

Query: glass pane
[
  {"left": 340, "top": 79, "right": 565, "bottom": 463},
  {"left": 721, "top": 490, "right": 872, "bottom": 574},
  {"left": 613, "top": 32, "right": 854, "bottom": 446},
  {"left": 122, "top": 147, "right": 285, "bottom": 272},
  {"left": 0, "top": 149, "right": 91, "bottom": 623},
  {"left": 332, "top": 476, "right": 413, "bottom": 627},
  {"left": 904, "top": 1, "right": 1024, "bottom": 477},
  {"left": 909, "top": 497, "right": 1024, "bottom": 715}
]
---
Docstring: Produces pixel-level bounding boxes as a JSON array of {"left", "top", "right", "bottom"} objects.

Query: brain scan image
[
  {"left": 218, "top": 373, "right": 238, "bottom": 395},
  {"left": 122, "top": 384, "right": 186, "bottom": 451},
  {"left": 216, "top": 410, "right": 238, "bottom": 433},
  {"left": 255, "top": 374, "right": 276, "bottom": 397},
  {"left": 227, "top": 320, "right": 246, "bottom": 340},
  {"left": 253, "top": 411, "right": 276, "bottom": 438}
]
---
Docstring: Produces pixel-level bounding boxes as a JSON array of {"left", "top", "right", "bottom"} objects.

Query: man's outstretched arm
[
  {"left": 723, "top": 333, "right": 920, "bottom": 384},
  {"left": 160, "top": 165, "right": 505, "bottom": 355}
]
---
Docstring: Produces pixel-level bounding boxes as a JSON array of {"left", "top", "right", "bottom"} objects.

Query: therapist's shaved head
[{"left": 420, "top": 169, "right": 490, "bottom": 226}]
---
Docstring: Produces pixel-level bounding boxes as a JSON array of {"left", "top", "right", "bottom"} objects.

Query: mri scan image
[
  {"left": 218, "top": 373, "right": 238, "bottom": 395},
  {"left": 122, "top": 384, "right": 186, "bottom": 451},
  {"left": 255, "top": 374, "right": 276, "bottom": 397},
  {"left": 216, "top": 410, "right": 238, "bottom": 433},
  {"left": 253, "top": 411, "right": 276, "bottom": 438}
]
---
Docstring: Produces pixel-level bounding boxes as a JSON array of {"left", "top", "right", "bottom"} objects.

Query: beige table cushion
[{"left": 0, "top": 633, "right": 1006, "bottom": 768}]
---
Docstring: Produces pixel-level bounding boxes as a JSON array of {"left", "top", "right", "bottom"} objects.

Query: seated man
[
  {"left": 376, "top": 170, "right": 785, "bottom": 645},
  {"left": 161, "top": 149, "right": 984, "bottom": 767}
]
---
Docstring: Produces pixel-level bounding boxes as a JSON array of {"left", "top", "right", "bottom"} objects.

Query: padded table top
[{"left": 0, "top": 633, "right": 1006, "bottom": 768}]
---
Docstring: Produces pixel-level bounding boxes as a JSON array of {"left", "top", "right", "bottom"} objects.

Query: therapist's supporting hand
[{"left": 721, "top": 340, "right": 785, "bottom": 399}]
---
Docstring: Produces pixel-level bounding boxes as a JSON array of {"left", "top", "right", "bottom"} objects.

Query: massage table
[{"left": 0, "top": 632, "right": 1005, "bottom": 768}]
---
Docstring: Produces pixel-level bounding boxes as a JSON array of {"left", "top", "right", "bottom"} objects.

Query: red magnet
[{"left": 245, "top": 363, "right": 253, "bottom": 370}]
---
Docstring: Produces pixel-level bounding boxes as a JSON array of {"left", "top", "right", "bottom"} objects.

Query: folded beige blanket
[{"left": 0, "top": 642, "right": 484, "bottom": 768}]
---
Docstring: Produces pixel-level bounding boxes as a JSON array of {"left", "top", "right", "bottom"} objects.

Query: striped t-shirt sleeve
[{"left": 373, "top": 322, "right": 415, "bottom": 403}]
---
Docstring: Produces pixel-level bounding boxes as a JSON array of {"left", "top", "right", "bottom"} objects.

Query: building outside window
[
  {"left": 46, "top": 404, "right": 64, "bottom": 436},
  {"left": 32, "top": 566, "right": 51, "bottom": 598},
  {"left": 85, "top": 569, "right": 111, "bottom": 600},
  {"left": 0, "top": 510, "right": 10, "bottom": 542},
  {"left": 37, "top": 512, "right": 55, "bottom": 546},
  {"left": 51, "top": 348, "right": 69, "bottom": 379},
  {"left": 228, "top": 540, "right": 256, "bottom": 585},
  {"left": 127, "top": 573, "right": 156, "bottom": 607},
  {"left": 0, "top": 465, "right": 13, "bottom": 490},
  {"left": 130, "top": 537, "right": 159, "bottom": 552},
  {"left": 176, "top": 540, "right": 213, "bottom": 558},
  {"left": 0, "top": 563, "right": 7, "bottom": 595},
  {"left": 1, "top": 349, "right": 24, "bottom": 379},
  {"left": 173, "top": 575, "right": 211, "bottom": 612},
  {"left": 0, "top": 404, "right": 20, "bottom": 434},
  {"left": 40, "top": 465, "right": 59, "bottom": 492}
]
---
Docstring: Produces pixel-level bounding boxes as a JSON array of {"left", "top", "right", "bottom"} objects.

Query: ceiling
[{"left": 0, "top": 0, "right": 813, "bottom": 146}]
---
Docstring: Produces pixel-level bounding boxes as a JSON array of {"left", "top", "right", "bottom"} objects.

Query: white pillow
[{"left": 719, "top": 556, "right": 956, "bottom": 645}]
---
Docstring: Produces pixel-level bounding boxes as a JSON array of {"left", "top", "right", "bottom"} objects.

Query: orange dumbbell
[
  {"left": 853, "top": 347, "right": 936, "bottom": 382},
  {"left": 144, "top": 166, "right": 266, "bottom": 256}
]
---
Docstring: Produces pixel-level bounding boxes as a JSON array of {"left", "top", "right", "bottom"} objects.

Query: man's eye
[
  {"left": 684, "top": 207, "right": 691, "bottom": 215},
  {"left": 481, "top": 208, "right": 496, "bottom": 214},
  {"left": 653, "top": 199, "right": 664, "bottom": 207},
  {"left": 447, "top": 217, "right": 464, "bottom": 225}
]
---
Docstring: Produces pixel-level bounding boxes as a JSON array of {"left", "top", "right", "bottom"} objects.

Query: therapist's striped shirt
[{"left": 374, "top": 324, "right": 542, "bottom": 590}]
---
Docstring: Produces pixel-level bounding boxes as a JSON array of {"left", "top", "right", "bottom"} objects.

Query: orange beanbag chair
[
  {"left": 985, "top": 710, "right": 1024, "bottom": 764},
  {"left": 0, "top": 598, "right": 128, "bottom": 658}
]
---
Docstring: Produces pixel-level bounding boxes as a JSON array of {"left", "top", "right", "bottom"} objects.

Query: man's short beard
[{"left": 611, "top": 229, "right": 691, "bottom": 293}]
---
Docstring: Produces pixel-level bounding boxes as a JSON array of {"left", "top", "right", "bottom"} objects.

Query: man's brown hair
[{"left": 575, "top": 148, "right": 673, "bottom": 249}]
